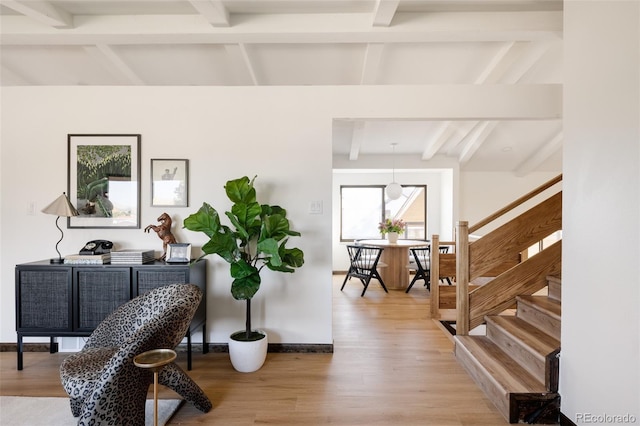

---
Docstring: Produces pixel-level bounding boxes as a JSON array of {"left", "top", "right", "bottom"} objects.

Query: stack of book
[
  {"left": 64, "top": 253, "right": 111, "bottom": 265},
  {"left": 110, "top": 249, "right": 155, "bottom": 265}
]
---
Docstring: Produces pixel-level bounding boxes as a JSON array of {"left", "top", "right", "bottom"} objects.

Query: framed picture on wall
[
  {"left": 151, "top": 159, "right": 189, "bottom": 207},
  {"left": 68, "top": 134, "right": 141, "bottom": 229}
]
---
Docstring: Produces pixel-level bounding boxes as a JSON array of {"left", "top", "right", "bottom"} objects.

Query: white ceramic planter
[
  {"left": 387, "top": 232, "right": 399, "bottom": 243},
  {"left": 228, "top": 330, "right": 268, "bottom": 373}
]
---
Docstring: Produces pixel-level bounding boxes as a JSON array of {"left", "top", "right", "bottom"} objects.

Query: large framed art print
[{"left": 67, "top": 134, "right": 141, "bottom": 229}]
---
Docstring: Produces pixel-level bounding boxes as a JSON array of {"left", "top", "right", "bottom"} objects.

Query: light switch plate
[{"left": 309, "top": 201, "right": 323, "bottom": 214}]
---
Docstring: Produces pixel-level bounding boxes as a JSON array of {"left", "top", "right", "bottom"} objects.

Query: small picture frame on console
[{"left": 166, "top": 243, "right": 191, "bottom": 263}]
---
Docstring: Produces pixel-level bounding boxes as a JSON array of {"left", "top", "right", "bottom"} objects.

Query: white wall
[
  {"left": 460, "top": 171, "right": 561, "bottom": 235},
  {"left": 562, "top": 1, "right": 640, "bottom": 421},
  {"left": 1, "top": 86, "right": 334, "bottom": 345},
  {"left": 1, "top": 84, "right": 560, "bottom": 348}
]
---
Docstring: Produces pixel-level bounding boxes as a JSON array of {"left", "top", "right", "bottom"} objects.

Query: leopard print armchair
[{"left": 60, "top": 283, "right": 212, "bottom": 425}]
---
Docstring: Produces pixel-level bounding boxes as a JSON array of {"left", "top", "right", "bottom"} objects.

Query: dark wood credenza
[{"left": 15, "top": 259, "right": 207, "bottom": 370}]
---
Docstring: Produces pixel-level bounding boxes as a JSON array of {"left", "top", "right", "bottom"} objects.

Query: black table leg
[
  {"left": 202, "top": 324, "right": 208, "bottom": 354},
  {"left": 187, "top": 331, "right": 192, "bottom": 371},
  {"left": 17, "top": 334, "right": 23, "bottom": 370}
]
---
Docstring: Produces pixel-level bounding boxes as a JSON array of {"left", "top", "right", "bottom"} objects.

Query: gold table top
[{"left": 134, "top": 348, "right": 177, "bottom": 370}]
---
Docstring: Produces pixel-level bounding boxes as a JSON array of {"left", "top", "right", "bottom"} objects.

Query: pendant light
[{"left": 385, "top": 143, "right": 402, "bottom": 200}]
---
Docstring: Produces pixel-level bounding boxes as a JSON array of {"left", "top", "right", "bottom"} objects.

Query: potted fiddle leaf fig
[{"left": 183, "top": 176, "right": 304, "bottom": 372}]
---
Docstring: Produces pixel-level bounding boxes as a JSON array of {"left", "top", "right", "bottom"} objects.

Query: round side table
[{"left": 134, "top": 348, "right": 177, "bottom": 426}]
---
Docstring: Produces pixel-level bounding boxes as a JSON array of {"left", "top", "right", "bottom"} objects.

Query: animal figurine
[{"left": 144, "top": 212, "right": 177, "bottom": 260}]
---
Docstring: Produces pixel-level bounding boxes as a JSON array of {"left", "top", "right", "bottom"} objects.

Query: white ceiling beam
[
  {"left": 1, "top": 0, "right": 72, "bottom": 28},
  {"left": 475, "top": 41, "right": 516, "bottom": 84},
  {"left": 0, "top": 11, "right": 562, "bottom": 45},
  {"left": 349, "top": 122, "right": 366, "bottom": 161},
  {"left": 224, "top": 44, "right": 258, "bottom": 85},
  {"left": 421, "top": 121, "right": 454, "bottom": 160},
  {"left": 0, "top": 64, "right": 31, "bottom": 85},
  {"left": 361, "top": 43, "right": 385, "bottom": 85},
  {"left": 501, "top": 41, "right": 554, "bottom": 83},
  {"left": 83, "top": 45, "right": 145, "bottom": 85},
  {"left": 422, "top": 41, "right": 515, "bottom": 159},
  {"left": 188, "top": 0, "right": 230, "bottom": 27},
  {"left": 514, "top": 131, "right": 563, "bottom": 176},
  {"left": 459, "top": 121, "right": 499, "bottom": 164},
  {"left": 425, "top": 41, "right": 514, "bottom": 158},
  {"left": 372, "top": 0, "right": 400, "bottom": 27},
  {"left": 423, "top": 40, "right": 532, "bottom": 160}
]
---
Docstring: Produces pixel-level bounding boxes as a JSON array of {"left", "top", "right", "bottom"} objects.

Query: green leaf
[
  {"left": 229, "top": 201, "right": 262, "bottom": 238},
  {"left": 183, "top": 203, "right": 220, "bottom": 238},
  {"left": 230, "top": 261, "right": 261, "bottom": 300},
  {"left": 201, "top": 229, "right": 237, "bottom": 263},
  {"left": 267, "top": 245, "right": 304, "bottom": 272},
  {"left": 282, "top": 247, "right": 305, "bottom": 268},
  {"left": 257, "top": 238, "right": 281, "bottom": 266},
  {"left": 262, "top": 214, "right": 289, "bottom": 241},
  {"left": 225, "top": 176, "right": 257, "bottom": 204}
]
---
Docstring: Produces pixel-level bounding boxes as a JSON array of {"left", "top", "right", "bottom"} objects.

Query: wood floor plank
[{"left": 0, "top": 276, "right": 510, "bottom": 425}]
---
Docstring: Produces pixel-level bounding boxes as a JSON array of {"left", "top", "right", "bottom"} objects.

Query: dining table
[{"left": 356, "top": 239, "right": 430, "bottom": 290}]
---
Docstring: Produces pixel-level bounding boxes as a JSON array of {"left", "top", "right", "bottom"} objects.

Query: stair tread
[
  {"left": 456, "top": 335, "right": 549, "bottom": 394},
  {"left": 516, "top": 295, "right": 561, "bottom": 320},
  {"left": 486, "top": 315, "right": 560, "bottom": 357},
  {"left": 546, "top": 275, "right": 561, "bottom": 285}
]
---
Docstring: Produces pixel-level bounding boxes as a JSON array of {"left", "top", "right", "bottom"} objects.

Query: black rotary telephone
[{"left": 79, "top": 240, "right": 113, "bottom": 255}]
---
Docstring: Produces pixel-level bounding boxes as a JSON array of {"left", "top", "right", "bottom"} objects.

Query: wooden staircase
[
  {"left": 454, "top": 275, "right": 561, "bottom": 423},
  {"left": 430, "top": 176, "right": 564, "bottom": 423}
]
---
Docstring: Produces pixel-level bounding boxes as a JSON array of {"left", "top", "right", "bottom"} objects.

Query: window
[{"left": 340, "top": 185, "right": 426, "bottom": 241}]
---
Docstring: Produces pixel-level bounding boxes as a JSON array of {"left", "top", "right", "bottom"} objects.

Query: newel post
[
  {"left": 430, "top": 235, "right": 440, "bottom": 319},
  {"left": 456, "top": 221, "right": 470, "bottom": 336}
]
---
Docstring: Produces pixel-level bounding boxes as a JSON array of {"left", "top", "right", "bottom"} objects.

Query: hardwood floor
[{"left": 0, "top": 275, "right": 508, "bottom": 425}]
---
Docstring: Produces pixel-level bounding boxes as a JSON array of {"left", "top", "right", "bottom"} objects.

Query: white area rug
[{"left": 0, "top": 396, "right": 183, "bottom": 426}]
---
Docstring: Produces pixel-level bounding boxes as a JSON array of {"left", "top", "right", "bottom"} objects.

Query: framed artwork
[
  {"left": 67, "top": 134, "right": 141, "bottom": 229},
  {"left": 166, "top": 243, "right": 192, "bottom": 263},
  {"left": 151, "top": 159, "right": 189, "bottom": 207}
]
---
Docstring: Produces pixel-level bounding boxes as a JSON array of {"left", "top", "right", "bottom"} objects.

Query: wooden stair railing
[
  {"left": 457, "top": 175, "right": 563, "bottom": 335},
  {"left": 468, "top": 240, "right": 561, "bottom": 329},
  {"left": 468, "top": 174, "right": 562, "bottom": 235},
  {"left": 468, "top": 192, "right": 562, "bottom": 279},
  {"left": 429, "top": 236, "right": 457, "bottom": 318},
  {"left": 430, "top": 174, "right": 563, "bottom": 327}
]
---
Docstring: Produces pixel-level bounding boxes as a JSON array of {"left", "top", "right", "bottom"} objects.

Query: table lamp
[{"left": 41, "top": 192, "right": 79, "bottom": 264}]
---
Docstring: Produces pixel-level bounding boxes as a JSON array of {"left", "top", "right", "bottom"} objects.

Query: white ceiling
[{"left": 0, "top": 0, "right": 563, "bottom": 174}]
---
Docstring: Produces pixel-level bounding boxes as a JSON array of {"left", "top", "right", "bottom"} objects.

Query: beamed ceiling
[{"left": 0, "top": 0, "right": 563, "bottom": 175}]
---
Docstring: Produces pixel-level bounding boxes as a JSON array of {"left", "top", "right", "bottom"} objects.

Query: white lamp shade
[
  {"left": 42, "top": 192, "right": 79, "bottom": 217},
  {"left": 385, "top": 182, "right": 403, "bottom": 200}
]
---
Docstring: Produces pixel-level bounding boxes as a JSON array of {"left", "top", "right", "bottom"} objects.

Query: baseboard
[
  {"left": 0, "top": 343, "right": 57, "bottom": 352},
  {"left": 1, "top": 342, "right": 334, "bottom": 354},
  {"left": 208, "top": 343, "right": 334, "bottom": 353},
  {"left": 560, "top": 412, "right": 577, "bottom": 426}
]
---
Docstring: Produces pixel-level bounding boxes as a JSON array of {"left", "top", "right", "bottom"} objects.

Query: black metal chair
[
  {"left": 406, "top": 246, "right": 431, "bottom": 292},
  {"left": 341, "top": 245, "right": 388, "bottom": 297}
]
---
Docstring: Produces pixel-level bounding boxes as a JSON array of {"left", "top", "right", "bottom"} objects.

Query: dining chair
[
  {"left": 341, "top": 245, "right": 388, "bottom": 297},
  {"left": 406, "top": 246, "right": 431, "bottom": 292}
]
